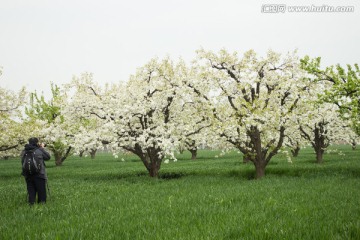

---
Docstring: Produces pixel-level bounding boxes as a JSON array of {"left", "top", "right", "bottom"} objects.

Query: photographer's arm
[{"left": 39, "top": 147, "right": 51, "bottom": 161}]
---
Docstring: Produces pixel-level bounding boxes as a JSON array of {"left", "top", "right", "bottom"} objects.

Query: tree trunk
[
  {"left": 189, "top": 148, "right": 197, "bottom": 160},
  {"left": 291, "top": 146, "right": 300, "bottom": 157},
  {"left": 254, "top": 160, "right": 266, "bottom": 179},
  {"left": 79, "top": 150, "right": 84, "bottom": 157},
  {"left": 315, "top": 147, "right": 324, "bottom": 164},
  {"left": 249, "top": 126, "right": 268, "bottom": 179},
  {"left": 186, "top": 140, "right": 197, "bottom": 160},
  {"left": 149, "top": 159, "right": 161, "bottom": 177},
  {"left": 90, "top": 149, "right": 97, "bottom": 159},
  {"left": 53, "top": 146, "right": 72, "bottom": 166},
  {"left": 135, "top": 146, "right": 163, "bottom": 178},
  {"left": 55, "top": 153, "right": 63, "bottom": 166},
  {"left": 313, "top": 123, "right": 327, "bottom": 164},
  {"left": 145, "top": 154, "right": 162, "bottom": 178},
  {"left": 352, "top": 139, "right": 357, "bottom": 150}
]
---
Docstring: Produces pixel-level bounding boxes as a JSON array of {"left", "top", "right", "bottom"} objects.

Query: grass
[{"left": 0, "top": 146, "right": 359, "bottom": 239}]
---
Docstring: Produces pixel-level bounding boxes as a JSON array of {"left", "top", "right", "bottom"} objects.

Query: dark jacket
[{"left": 21, "top": 144, "right": 51, "bottom": 179}]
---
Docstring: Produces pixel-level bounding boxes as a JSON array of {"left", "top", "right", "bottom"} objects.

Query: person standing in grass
[{"left": 21, "top": 137, "right": 51, "bottom": 205}]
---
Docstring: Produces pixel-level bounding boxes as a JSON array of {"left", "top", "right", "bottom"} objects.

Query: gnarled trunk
[
  {"left": 315, "top": 147, "right": 324, "bottom": 164},
  {"left": 352, "top": 139, "right": 357, "bottom": 150},
  {"left": 254, "top": 160, "right": 266, "bottom": 179},
  {"left": 301, "top": 122, "right": 329, "bottom": 164},
  {"left": 142, "top": 153, "right": 162, "bottom": 178},
  {"left": 249, "top": 126, "right": 267, "bottom": 179},
  {"left": 313, "top": 123, "right": 328, "bottom": 164},
  {"left": 53, "top": 146, "right": 72, "bottom": 166},
  {"left": 186, "top": 140, "right": 197, "bottom": 160},
  {"left": 149, "top": 158, "right": 161, "bottom": 177},
  {"left": 54, "top": 152, "right": 63, "bottom": 166},
  {"left": 132, "top": 145, "right": 163, "bottom": 178},
  {"left": 90, "top": 149, "right": 97, "bottom": 159},
  {"left": 189, "top": 148, "right": 197, "bottom": 160},
  {"left": 291, "top": 146, "right": 300, "bottom": 157},
  {"left": 241, "top": 125, "right": 284, "bottom": 179}
]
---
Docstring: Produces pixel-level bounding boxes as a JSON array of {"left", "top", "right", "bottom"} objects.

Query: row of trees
[{"left": 1, "top": 50, "right": 359, "bottom": 178}]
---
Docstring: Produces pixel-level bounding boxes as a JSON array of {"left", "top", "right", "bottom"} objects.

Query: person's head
[{"left": 28, "top": 137, "right": 39, "bottom": 146}]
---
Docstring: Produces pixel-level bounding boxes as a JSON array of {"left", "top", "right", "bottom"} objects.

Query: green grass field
[{"left": 1, "top": 146, "right": 359, "bottom": 239}]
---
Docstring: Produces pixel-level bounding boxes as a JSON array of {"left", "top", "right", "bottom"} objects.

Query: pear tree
[{"left": 190, "top": 49, "right": 310, "bottom": 178}]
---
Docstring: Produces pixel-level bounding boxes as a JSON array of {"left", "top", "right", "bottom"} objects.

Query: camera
[{"left": 38, "top": 142, "right": 47, "bottom": 148}]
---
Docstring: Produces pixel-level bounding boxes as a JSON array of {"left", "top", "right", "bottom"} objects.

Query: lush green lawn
[{"left": 0, "top": 146, "right": 359, "bottom": 239}]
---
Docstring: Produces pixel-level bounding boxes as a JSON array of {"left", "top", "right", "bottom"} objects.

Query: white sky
[{"left": 1, "top": 0, "right": 359, "bottom": 98}]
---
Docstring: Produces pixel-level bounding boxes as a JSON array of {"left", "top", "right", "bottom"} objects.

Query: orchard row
[{"left": 1, "top": 49, "right": 359, "bottom": 178}]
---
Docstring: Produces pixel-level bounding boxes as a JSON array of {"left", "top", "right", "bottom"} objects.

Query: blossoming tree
[
  {"left": 190, "top": 49, "right": 310, "bottom": 178},
  {"left": 297, "top": 103, "right": 356, "bottom": 163},
  {"left": 0, "top": 68, "right": 29, "bottom": 158},
  {"left": 65, "top": 58, "right": 211, "bottom": 177},
  {"left": 301, "top": 57, "right": 360, "bottom": 136},
  {"left": 26, "top": 84, "right": 73, "bottom": 165}
]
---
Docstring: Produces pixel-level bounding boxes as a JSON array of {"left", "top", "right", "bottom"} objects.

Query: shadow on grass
[
  {"left": 81, "top": 171, "right": 186, "bottom": 182},
  {"left": 78, "top": 164, "right": 360, "bottom": 183},
  {"left": 159, "top": 172, "right": 185, "bottom": 180},
  {"left": 221, "top": 161, "right": 360, "bottom": 180},
  {"left": 264, "top": 164, "right": 360, "bottom": 179},
  {"left": 64, "top": 158, "right": 360, "bottom": 183}
]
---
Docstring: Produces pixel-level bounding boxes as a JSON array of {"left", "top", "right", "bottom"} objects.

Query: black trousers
[{"left": 25, "top": 176, "right": 46, "bottom": 204}]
